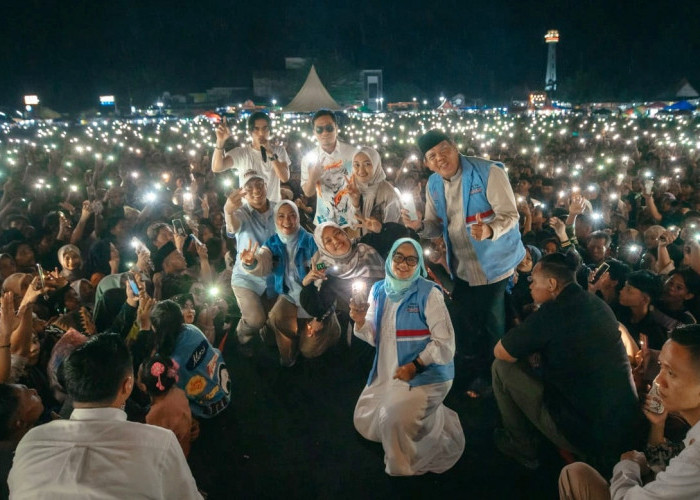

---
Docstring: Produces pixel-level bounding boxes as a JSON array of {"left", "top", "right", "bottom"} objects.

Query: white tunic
[
  {"left": 353, "top": 288, "right": 465, "bottom": 476},
  {"left": 9, "top": 407, "right": 202, "bottom": 499}
]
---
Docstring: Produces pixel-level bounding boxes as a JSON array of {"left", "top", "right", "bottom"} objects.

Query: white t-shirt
[
  {"left": 8, "top": 407, "right": 202, "bottom": 499},
  {"left": 300, "top": 140, "right": 356, "bottom": 227},
  {"left": 224, "top": 144, "right": 290, "bottom": 202}
]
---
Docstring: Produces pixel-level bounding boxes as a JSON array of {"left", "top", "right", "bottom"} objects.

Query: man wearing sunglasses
[
  {"left": 406, "top": 129, "right": 525, "bottom": 397},
  {"left": 212, "top": 111, "right": 290, "bottom": 202},
  {"left": 301, "top": 109, "right": 356, "bottom": 227}
]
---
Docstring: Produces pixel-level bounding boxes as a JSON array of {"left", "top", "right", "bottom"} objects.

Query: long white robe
[{"left": 353, "top": 288, "right": 465, "bottom": 476}]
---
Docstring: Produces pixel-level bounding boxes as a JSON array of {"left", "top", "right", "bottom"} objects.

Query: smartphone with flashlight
[
  {"left": 127, "top": 274, "right": 140, "bottom": 295},
  {"left": 401, "top": 192, "right": 418, "bottom": 221},
  {"left": 172, "top": 219, "right": 187, "bottom": 237},
  {"left": 590, "top": 262, "right": 610, "bottom": 285},
  {"left": 36, "top": 263, "right": 46, "bottom": 290},
  {"left": 643, "top": 179, "right": 654, "bottom": 194}
]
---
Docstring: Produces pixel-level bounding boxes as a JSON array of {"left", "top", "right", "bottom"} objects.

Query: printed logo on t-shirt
[
  {"left": 185, "top": 375, "right": 207, "bottom": 396},
  {"left": 470, "top": 186, "right": 483, "bottom": 195},
  {"left": 207, "top": 352, "right": 219, "bottom": 378},
  {"left": 218, "top": 364, "right": 231, "bottom": 395},
  {"left": 204, "top": 386, "right": 219, "bottom": 400},
  {"left": 406, "top": 304, "right": 420, "bottom": 313},
  {"left": 187, "top": 340, "right": 209, "bottom": 370}
]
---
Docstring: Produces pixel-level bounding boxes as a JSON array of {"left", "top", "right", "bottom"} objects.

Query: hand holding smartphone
[
  {"left": 590, "top": 262, "right": 610, "bottom": 285},
  {"left": 401, "top": 192, "right": 418, "bottom": 221},
  {"left": 172, "top": 219, "right": 187, "bottom": 237}
]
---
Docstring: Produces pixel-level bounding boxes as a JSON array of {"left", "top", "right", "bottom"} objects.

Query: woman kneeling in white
[{"left": 350, "top": 237, "right": 464, "bottom": 476}]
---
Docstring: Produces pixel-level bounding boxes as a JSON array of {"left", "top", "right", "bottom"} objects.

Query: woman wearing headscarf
[
  {"left": 349, "top": 238, "right": 465, "bottom": 476},
  {"left": 347, "top": 147, "right": 401, "bottom": 234},
  {"left": 241, "top": 201, "right": 339, "bottom": 367},
  {"left": 300, "top": 222, "right": 385, "bottom": 337},
  {"left": 57, "top": 244, "right": 84, "bottom": 282}
]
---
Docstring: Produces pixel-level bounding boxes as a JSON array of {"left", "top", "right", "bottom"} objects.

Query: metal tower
[{"left": 544, "top": 30, "right": 559, "bottom": 92}]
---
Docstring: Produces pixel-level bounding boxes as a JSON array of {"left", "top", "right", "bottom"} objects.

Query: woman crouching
[{"left": 349, "top": 238, "right": 464, "bottom": 475}]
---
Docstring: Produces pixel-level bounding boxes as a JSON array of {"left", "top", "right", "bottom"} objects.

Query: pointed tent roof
[
  {"left": 284, "top": 65, "right": 341, "bottom": 112},
  {"left": 675, "top": 78, "right": 699, "bottom": 98}
]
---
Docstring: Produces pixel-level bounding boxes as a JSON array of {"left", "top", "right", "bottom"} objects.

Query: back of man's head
[
  {"left": 63, "top": 333, "right": 132, "bottom": 405},
  {"left": 669, "top": 324, "right": 700, "bottom": 376},
  {"left": 538, "top": 251, "right": 581, "bottom": 285}
]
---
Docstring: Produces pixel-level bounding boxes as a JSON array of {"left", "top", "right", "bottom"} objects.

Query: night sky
[{"left": 2, "top": 0, "right": 699, "bottom": 111}]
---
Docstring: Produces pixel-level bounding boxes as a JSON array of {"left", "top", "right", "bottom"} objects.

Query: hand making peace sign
[{"left": 240, "top": 240, "right": 259, "bottom": 267}]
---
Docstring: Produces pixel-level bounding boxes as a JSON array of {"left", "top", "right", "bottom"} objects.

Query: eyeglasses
[
  {"left": 392, "top": 253, "right": 419, "bottom": 267},
  {"left": 315, "top": 125, "right": 335, "bottom": 134},
  {"left": 424, "top": 143, "right": 453, "bottom": 163}
]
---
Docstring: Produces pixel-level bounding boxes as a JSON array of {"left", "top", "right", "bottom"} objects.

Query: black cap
[
  {"left": 417, "top": 129, "right": 451, "bottom": 156},
  {"left": 626, "top": 270, "right": 663, "bottom": 302},
  {"left": 152, "top": 241, "right": 177, "bottom": 273}
]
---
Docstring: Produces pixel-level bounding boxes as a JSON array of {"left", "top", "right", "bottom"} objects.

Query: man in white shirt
[
  {"left": 300, "top": 109, "right": 356, "bottom": 227},
  {"left": 558, "top": 324, "right": 700, "bottom": 500},
  {"left": 212, "top": 112, "right": 290, "bottom": 202},
  {"left": 8, "top": 333, "right": 202, "bottom": 499}
]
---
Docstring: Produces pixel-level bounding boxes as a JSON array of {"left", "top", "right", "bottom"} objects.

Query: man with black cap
[
  {"left": 406, "top": 130, "right": 524, "bottom": 394},
  {"left": 617, "top": 269, "right": 666, "bottom": 350}
]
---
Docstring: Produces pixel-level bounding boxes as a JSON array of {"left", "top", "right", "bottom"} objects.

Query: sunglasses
[
  {"left": 392, "top": 253, "right": 419, "bottom": 267},
  {"left": 315, "top": 125, "right": 335, "bottom": 134}
]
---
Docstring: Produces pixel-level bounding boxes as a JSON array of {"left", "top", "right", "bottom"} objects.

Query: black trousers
[{"left": 450, "top": 276, "right": 509, "bottom": 371}]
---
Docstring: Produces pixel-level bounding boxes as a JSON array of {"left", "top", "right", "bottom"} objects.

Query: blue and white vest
[
  {"left": 264, "top": 230, "right": 317, "bottom": 295},
  {"left": 367, "top": 278, "right": 454, "bottom": 388},
  {"left": 427, "top": 155, "right": 525, "bottom": 282}
]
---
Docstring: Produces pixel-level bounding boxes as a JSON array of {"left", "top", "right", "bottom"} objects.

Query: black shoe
[
  {"left": 465, "top": 376, "right": 493, "bottom": 399},
  {"left": 494, "top": 428, "right": 540, "bottom": 470}
]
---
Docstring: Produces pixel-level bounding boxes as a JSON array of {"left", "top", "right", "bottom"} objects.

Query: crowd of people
[{"left": 0, "top": 106, "right": 699, "bottom": 497}]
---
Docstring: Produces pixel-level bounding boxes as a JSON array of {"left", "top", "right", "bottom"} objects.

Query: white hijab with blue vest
[
  {"left": 367, "top": 238, "right": 453, "bottom": 387},
  {"left": 263, "top": 201, "right": 317, "bottom": 300},
  {"left": 384, "top": 238, "right": 427, "bottom": 302}
]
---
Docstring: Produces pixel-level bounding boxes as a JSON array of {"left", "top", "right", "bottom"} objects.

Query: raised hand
[
  {"left": 0, "top": 292, "right": 14, "bottom": 343},
  {"left": 80, "top": 200, "right": 93, "bottom": 220},
  {"left": 215, "top": 116, "right": 231, "bottom": 145},
  {"left": 569, "top": 194, "right": 586, "bottom": 216},
  {"left": 345, "top": 174, "right": 361, "bottom": 207},
  {"left": 349, "top": 298, "right": 369, "bottom": 328},
  {"left": 225, "top": 188, "right": 246, "bottom": 213},
  {"left": 401, "top": 209, "right": 423, "bottom": 231},
  {"left": 239, "top": 240, "right": 259, "bottom": 267},
  {"left": 658, "top": 229, "right": 677, "bottom": 248},
  {"left": 302, "top": 267, "right": 327, "bottom": 287},
  {"left": 355, "top": 214, "right": 381, "bottom": 234},
  {"left": 136, "top": 292, "right": 156, "bottom": 331},
  {"left": 470, "top": 213, "right": 493, "bottom": 241}
]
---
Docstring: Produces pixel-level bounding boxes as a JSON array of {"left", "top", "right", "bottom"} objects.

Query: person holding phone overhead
[{"left": 211, "top": 112, "right": 290, "bottom": 202}]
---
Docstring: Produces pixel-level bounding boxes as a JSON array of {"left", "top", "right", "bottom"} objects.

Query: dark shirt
[
  {"left": 359, "top": 223, "right": 418, "bottom": 259},
  {"left": 501, "top": 283, "right": 639, "bottom": 457},
  {"left": 616, "top": 307, "right": 668, "bottom": 350}
]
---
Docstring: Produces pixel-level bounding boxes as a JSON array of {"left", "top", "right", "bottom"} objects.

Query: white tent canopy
[{"left": 284, "top": 65, "right": 341, "bottom": 112}]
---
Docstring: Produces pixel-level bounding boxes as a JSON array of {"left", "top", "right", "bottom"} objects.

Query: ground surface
[{"left": 188, "top": 335, "right": 566, "bottom": 500}]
